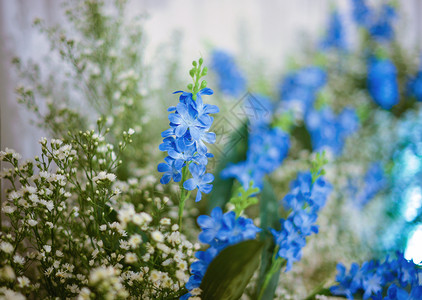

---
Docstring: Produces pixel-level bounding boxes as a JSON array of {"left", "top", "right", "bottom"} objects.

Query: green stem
[
  {"left": 257, "top": 255, "right": 285, "bottom": 300},
  {"left": 303, "top": 287, "right": 332, "bottom": 300},
  {"left": 178, "top": 166, "right": 191, "bottom": 230}
]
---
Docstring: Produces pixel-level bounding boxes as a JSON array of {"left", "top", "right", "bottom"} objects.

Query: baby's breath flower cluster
[{"left": 0, "top": 121, "right": 197, "bottom": 299}]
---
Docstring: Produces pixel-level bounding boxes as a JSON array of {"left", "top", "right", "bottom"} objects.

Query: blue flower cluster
[
  {"left": 279, "top": 66, "right": 327, "bottom": 116},
  {"left": 407, "top": 70, "right": 422, "bottom": 102},
  {"left": 210, "top": 49, "right": 247, "bottom": 97},
  {"left": 351, "top": 0, "right": 396, "bottom": 42},
  {"left": 221, "top": 124, "right": 290, "bottom": 190},
  {"left": 305, "top": 107, "right": 359, "bottom": 156},
  {"left": 182, "top": 207, "right": 261, "bottom": 299},
  {"left": 320, "top": 10, "right": 347, "bottom": 51},
  {"left": 158, "top": 88, "right": 219, "bottom": 202},
  {"left": 330, "top": 253, "right": 422, "bottom": 299},
  {"left": 367, "top": 57, "right": 399, "bottom": 110},
  {"left": 353, "top": 162, "right": 386, "bottom": 208},
  {"left": 270, "top": 172, "right": 332, "bottom": 271}
]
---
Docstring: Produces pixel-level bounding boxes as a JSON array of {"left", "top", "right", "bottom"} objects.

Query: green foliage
[
  {"left": 256, "top": 181, "right": 282, "bottom": 300},
  {"left": 229, "top": 182, "right": 259, "bottom": 217},
  {"left": 310, "top": 151, "right": 329, "bottom": 183},
  {"left": 188, "top": 58, "right": 208, "bottom": 99},
  {"left": 273, "top": 111, "right": 294, "bottom": 133},
  {"left": 200, "top": 240, "right": 264, "bottom": 300}
]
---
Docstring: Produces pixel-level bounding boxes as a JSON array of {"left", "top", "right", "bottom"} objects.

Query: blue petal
[{"left": 183, "top": 178, "right": 197, "bottom": 191}]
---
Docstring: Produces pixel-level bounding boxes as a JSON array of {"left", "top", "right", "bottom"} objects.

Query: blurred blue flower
[
  {"left": 210, "top": 49, "right": 247, "bottom": 97},
  {"left": 330, "top": 253, "right": 421, "bottom": 299},
  {"left": 407, "top": 71, "right": 422, "bottom": 102},
  {"left": 221, "top": 125, "right": 290, "bottom": 189},
  {"left": 320, "top": 10, "right": 347, "bottom": 50},
  {"left": 351, "top": 0, "right": 396, "bottom": 41},
  {"left": 367, "top": 57, "right": 399, "bottom": 110},
  {"left": 270, "top": 172, "right": 332, "bottom": 271},
  {"left": 183, "top": 207, "right": 261, "bottom": 297},
  {"left": 280, "top": 66, "right": 327, "bottom": 116},
  {"left": 305, "top": 106, "right": 359, "bottom": 156}
]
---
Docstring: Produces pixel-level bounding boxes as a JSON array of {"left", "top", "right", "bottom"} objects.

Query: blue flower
[
  {"left": 351, "top": 0, "right": 371, "bottom": 26},
  {"left": 368, "top": 4, "right": 396, "bottom": 42},
  {"left": 210, "top": 49, "right": 247, "bottom": 97},
  {"left": 158, "top": 88, "right": 219, "bottom": 194},
  {"left": 305, "top": 106, "right": 359, "bottom": 156},
  {"left": 330, "top": 253, "right": 421, "bottom": 300},
  {"left": 407, "top": 71, "right": 422, "bottom": 102},
  {"left": 280, "top": 66, "right": 327, "bottom": 116},
  {"left": 183, "top": 163, "right": 214, "bottom": 202},
  {"left": 183, "top": 207, "right": 261, "bottom": 297},
  {"left": 330, "top": 263, "right": 361, "bottom": 299},
  {"left": 351, "top": 0, "right": 396, "bottom": 41},
  {"left": 270, "top": 171, "right": 332, "bottom": 271},
  {"left": 320, "top": 10, "right": 347, "bottom": 50},
  {"left": 221, "top": 125, "right": 290, "bottom": 190},
  {"left": 353, "top": 162, "right": 386, "bottom": 208},
  {"left": 157, "top": 157, "right": 183, "bottom": 184},
  {"left": 367, "top": 57, "right": 399, "bottom": 110}
]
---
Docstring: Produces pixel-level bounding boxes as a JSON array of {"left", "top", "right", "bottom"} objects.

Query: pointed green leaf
[
  {"left": 256, "top": 180, "right": 281, "bottom": 299},
  {"left": 200, "top": 240, "right": 264, "bottom": 300}
]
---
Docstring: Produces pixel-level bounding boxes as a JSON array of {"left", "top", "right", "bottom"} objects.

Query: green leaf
[
  {"left": 256, "top": 180, "right": 281, "bottom": 299},
  {"left": 200, "top": 240, "right": 264, "bottom": 300}
]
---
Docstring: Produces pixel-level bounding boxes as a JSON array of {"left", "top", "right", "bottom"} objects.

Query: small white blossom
[
  {"left": 151, "top": 231, "right": 164, "bottom": 243},
  {"left": 28, "top": 219, "right": 38, "bottom": 227},
  {"left": 0, "top": 242, "right": 13, "bottom": 254},
  {"left": 125, "top": 252, "right": 137, "bottom": 264}
]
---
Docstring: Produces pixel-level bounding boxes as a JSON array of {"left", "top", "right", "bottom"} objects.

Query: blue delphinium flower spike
[
  {"left": 222, "top": 125, "right": 290, "bottom": 190},
  {"left": 157, "top": 83, "right": 219, "bottom": 201},
  {"left": 330, "top": 253, "right": 421, "bottom": 299},
  {"left": 270, "top": 171, "right": 332, "bottom": 271},
  {"left": 182, "top": 207, "right": 261, "bottom": 299},
  {"left": 305, "top": 106, "right": 359, "bottom": 156},
  {"left": 367, "top": 57, "right": 399, "bottom": 110},
  {"left": 210, "top": 49, "right": 247, "bottom": 97},
  {"left": 320, "top": 10, "right": 347, "bottom": 51}
]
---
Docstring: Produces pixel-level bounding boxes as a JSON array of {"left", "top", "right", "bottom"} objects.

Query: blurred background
[
  {"left": 2, "top": 0, "right": 422, "bottom": 159},
  {"left": 1, "top": 1, "right": 422, "bottom": 296}
]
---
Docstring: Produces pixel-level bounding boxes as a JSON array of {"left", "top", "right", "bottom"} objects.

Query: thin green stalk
[
  {"left": 258, "top": 254, "right": 285, "bottom": 300},
  {"left": 178, "top": 166, "right": 191, "bottom": 230}
]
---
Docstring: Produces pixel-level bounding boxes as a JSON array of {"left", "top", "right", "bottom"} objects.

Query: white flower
[
  {"left": 151, "top": 231, "right": 164, "bottom": 243},
  {"left": 93, "top": 171, "right": 116, "bottom": 183},
  {"left": 99, "top": 224, "right": 107, "bottom": 231},
  {"left": 0, "top": 242, "right": 13, "bottom": 254},
  {"left": 3, "top": 206, "right": 15, "bottom": 214},
  {"left": 1, "top": 288, "right": 25, "bottom": 300},
  {"left": 128, "top": 234, "right": 142, "bottom": 248},
  {"left": 125, "top": 252, "right": 137, "bottom": 264},
  {"left": 39, "top": 171, "right": 50, "bottom": 179},
  {"left": 39, "top": 137, "right": 47, "bottom": 145},
  {"left": 128, "top": 128, "right": 135, "bottom": 135},
  {"left": 43, "top": 245, "right": 51, "bottom": 253},
  {"left": 160, "top": 218, "right": 171, "bottom": 225},
  {"left": 13, "top": 255, "right": 25, "bottom": 265},
  {"left": 17, "top": 276, "right": 30, "bottom": 287},
  {"left": 28, "top": 219, "right": 38, "bottom": 227},
  {"left": 56, "top": 250, "right": 64, "bottom": 257},
  {"left": 78, "top": 287, "right": 91, "bottom": 300}
]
